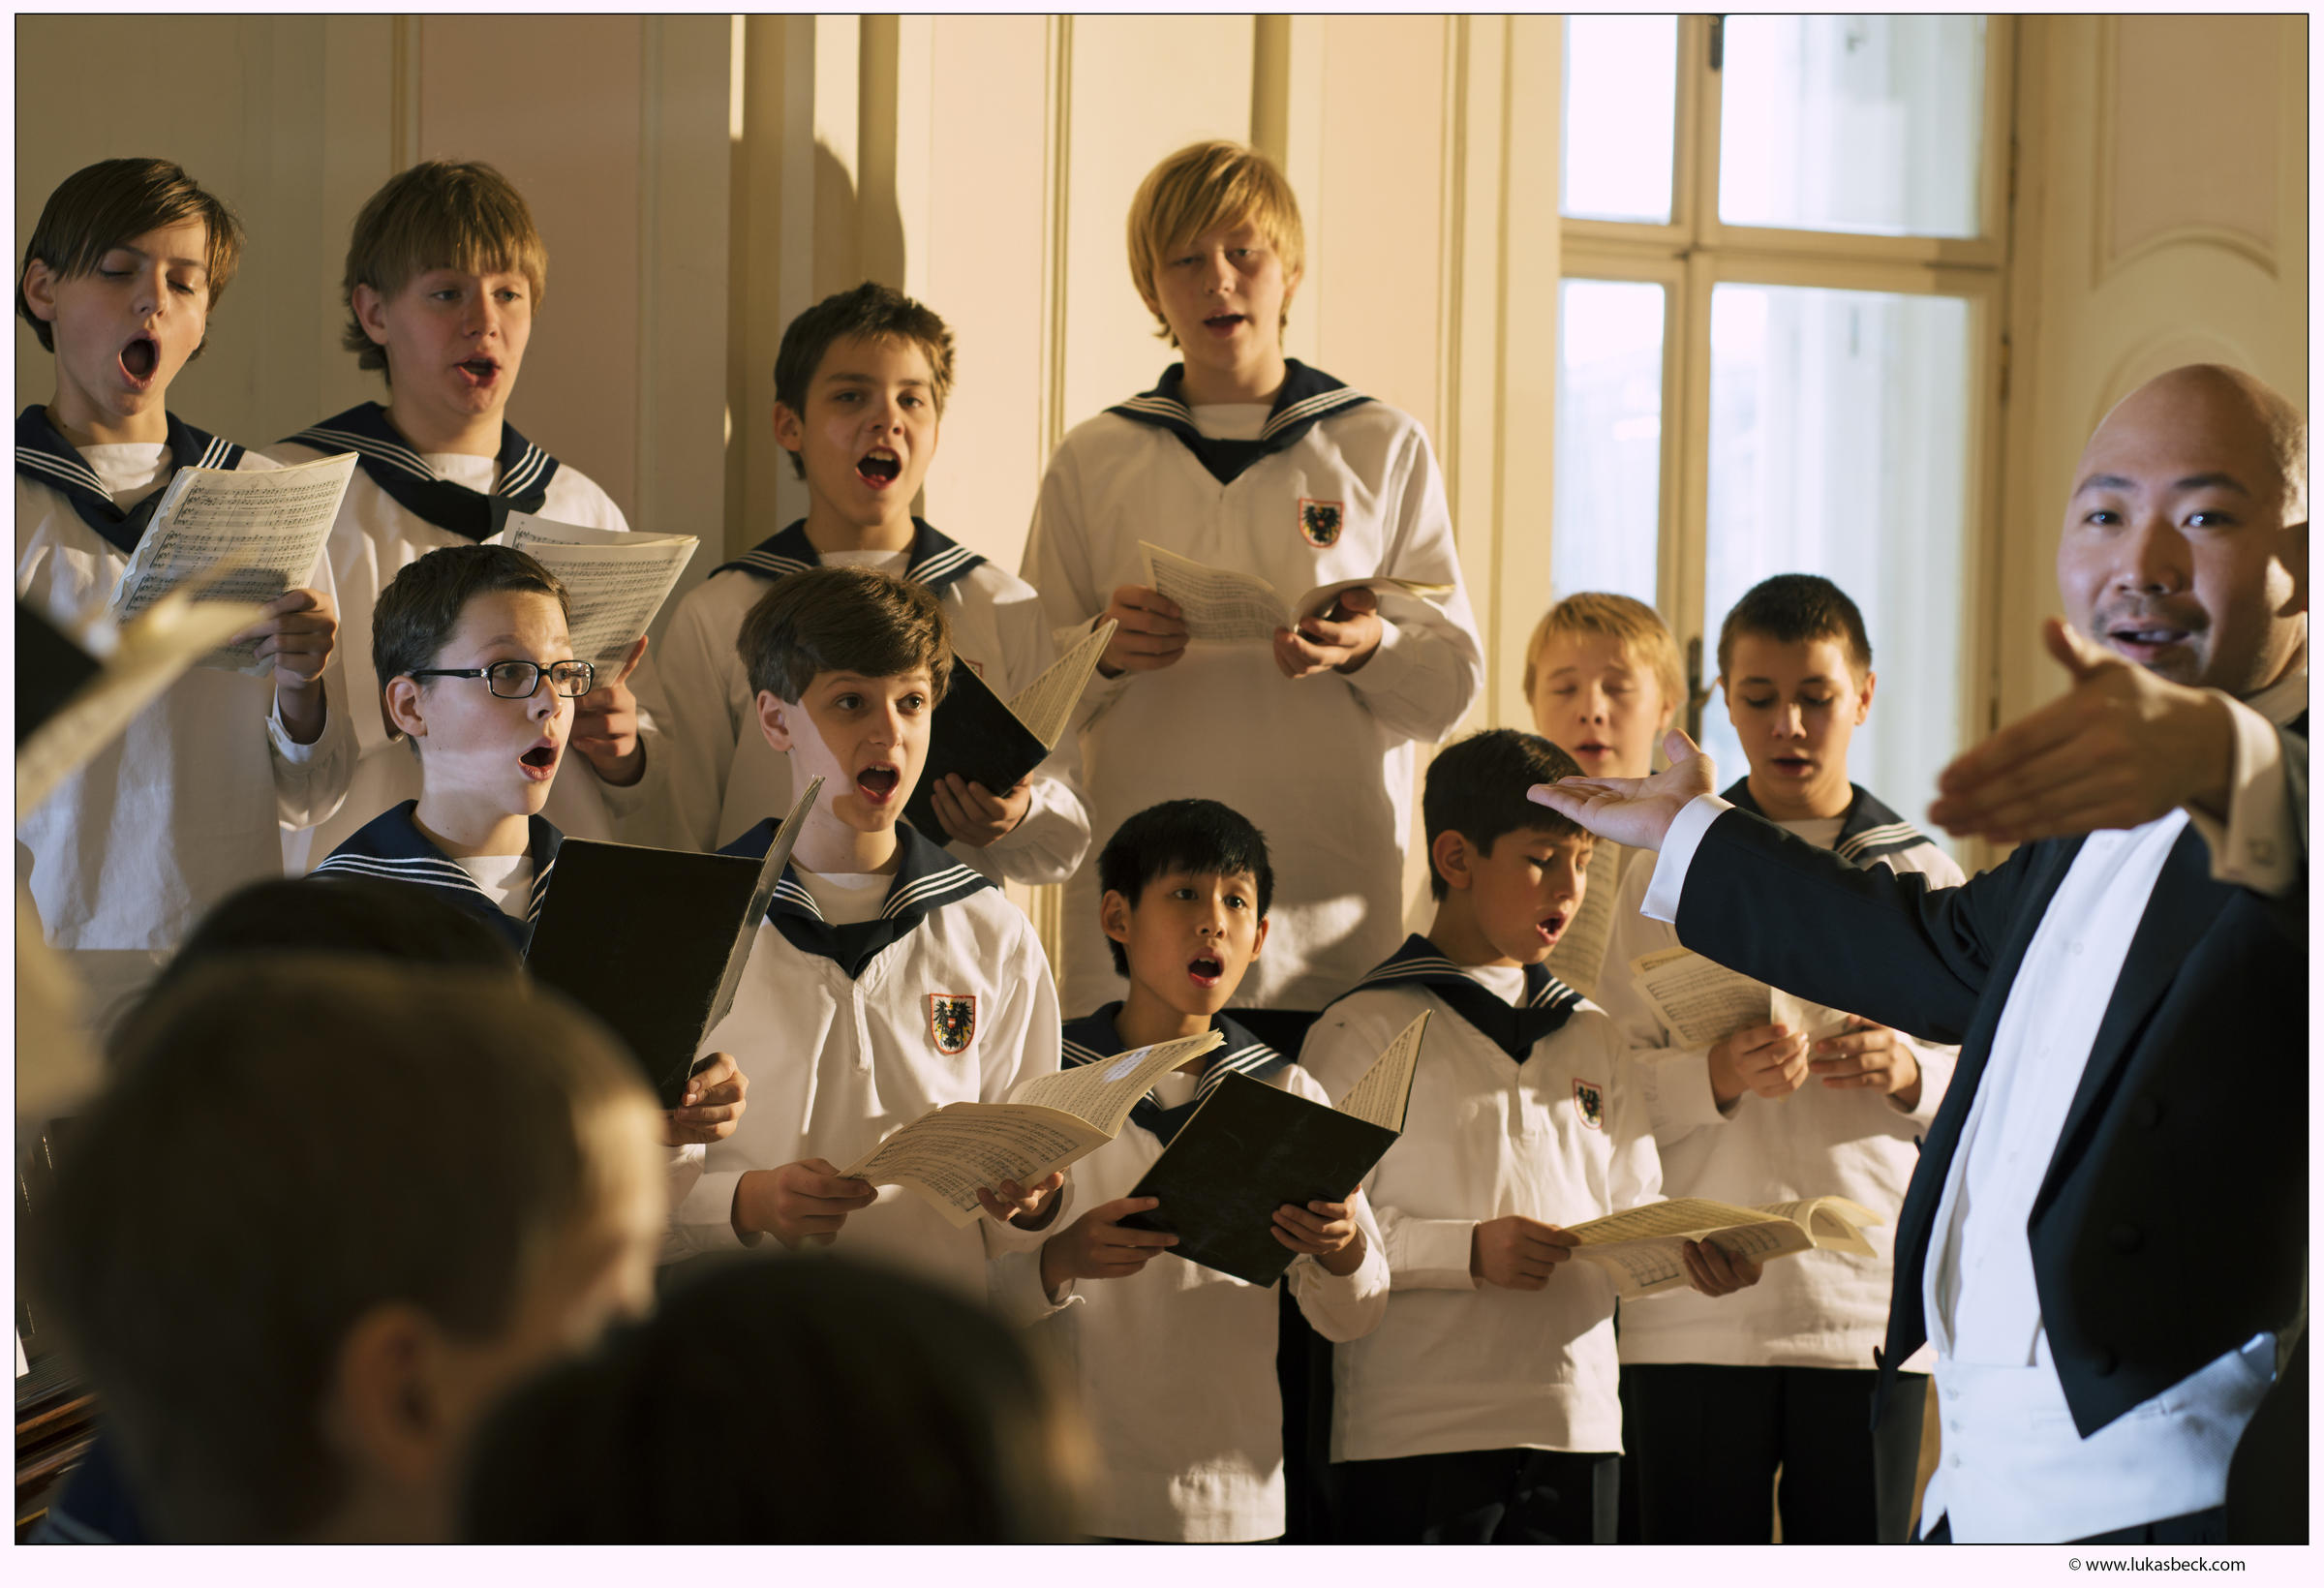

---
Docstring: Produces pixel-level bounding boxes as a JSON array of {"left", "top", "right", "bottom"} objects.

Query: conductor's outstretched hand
[{"left": 1525, "top": 728, "right": 1717, "bottom": 852}]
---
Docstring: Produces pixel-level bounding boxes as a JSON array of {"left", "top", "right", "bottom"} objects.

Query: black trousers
[
  {"left": 1334, "top": 1449, "right": 1619, "bottom": 1543},
  {"left": 1920, "top": 1508, "right": 2228, "bottom": 1544},
  {"left": 1626, "top": 1362, "right": 1927, "bottom": 1543}
]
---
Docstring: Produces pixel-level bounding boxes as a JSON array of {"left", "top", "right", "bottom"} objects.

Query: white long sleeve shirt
[
  {"left": 15, "top": 448, "right": 353, "bottom": 998},
  {"left": 625, "top": 539, "right": 1091, "bottom": 887},
  {"left": 1021, "top": 384, "right": 1483, "bottom": 1014},
  {"left": 996, "top": 1055, "right": 1388, "bottom": 1541},
  {"left": 1300, "top": 983, "right": 1660, "bottom": 1462},
  {"left": 1638, "top": 658, "right": 2305, "bottom": 1541},
  {"left": 1598, "top": 796, "right": 1963, "bottom": 1373},
  {"left": 265, "top": 437, "right": 655, "bottom": 869}
]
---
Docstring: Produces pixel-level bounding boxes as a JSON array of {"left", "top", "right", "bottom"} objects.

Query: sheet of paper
[
  {"left": 1567, "top": 1197, "right": 1773, "bottom": 1244},
  {"left": 1005, "top": 619, "right": 1117, "bottom": 748},
  {"left": 493, "top": 512, "right": 697, "bottom": 673},
  {"left": 1007, "top": 1029, "right": 1222, "bottom": 1135},
  {"left": 1139, "top": 540, "right": 1292, "bottom": 641},
  {"left": 1544, "top": 841, "right": 1625, "bottom": 999},
  {"left": 1292, "top": 574, "right": 1457, "bottom": 625},
  {"left": 1628, "top": 945, "right": 1770, "bottom": 1048},
  {"left": 842, "top": 1105, "right": 1105, "bottom": 1227},
  {"left": 107, "top": 452, "right": 355, "bottom": 675},
  {"left": 1770, "top": 987, "right": 1852, "bottom": 1044},
  {"left": 1757, "top": 1195, "right": 1882, "bottom": 1256},
  {"left": 1567, "top": 1203, "right": 1816, "bottom": 1299},
  {"left": 1337, "top": 1011, "right": 1431, "bottom": 1133}
]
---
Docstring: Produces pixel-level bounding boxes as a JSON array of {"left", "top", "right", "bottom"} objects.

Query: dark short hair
[
  {"left": 1716, "top": 572, "right": 1873, "bottom": 681},
  {"left": 374, "top": 543, "right": 570, "bottom": 737},
  {"left": 1422, "top": 729, "right": 1587, "bottom": 901},
  {"left": 17, "top": 158, "right": 244, "bottom": 354},
  {"left": 459, "top": 1255, "right": 1084, "bottom": 1542},
  {"left": 772, "top": 281, "right": 957, "bottom": 479},
  {"left": 32, "top": 957, "right": 651, "bottom": 1542},
  {"left": 1095, "top": 799, "right": 1273, "bottom": 977},
  {"left": 342, "top": 160, "right": 547, "bottom": 376},
  {"left": 736, "top": 565, "right": 951, "bottom": 705}
]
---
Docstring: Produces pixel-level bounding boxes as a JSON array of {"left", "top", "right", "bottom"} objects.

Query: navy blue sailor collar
[
  {"left": 1060, "top": 1003, "right": 1289, "bottom": 1147},
  {"left": 1721, "top": 778, "right": 1931, "bottom": 868},
  {"left": 711, "top": 517, "right": 986, "bottom": 596},
  {"left": 279, "top": 401, "right": 557, "bottom": 542},
  {"left": 719, "top": 817, "right": 993, "bottom": 980},
  {"left": 15, "top": 404, "right": 245, "bottom": 557},
  {"left": 309, "top": 799, "right": 563, "bottom": 953},
  {"left": 1332, "top": 933, "right": 1582, "bottom": 1062},
  {"left": 1107, "top": 357, "right": 1372, "bottom": 485}
]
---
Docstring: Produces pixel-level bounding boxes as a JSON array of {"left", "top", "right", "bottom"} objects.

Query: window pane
[
  {"left": 1561, "top": 15, "right": 1678, "bottom": 224},
  {"left": 1553, "top": 280, "right": 1666, "bottom": 610},
  {"left": 1701, "top": 284, "right": 1974, "bottom": 855},
  {"left": 1719, "top": 15, "right": 1986, "bottom": 238}
]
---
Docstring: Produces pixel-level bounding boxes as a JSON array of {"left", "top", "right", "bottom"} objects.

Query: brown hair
[
  {"left": 772, "top": 281, "right": 957, "bottom": 480},
  {"left": 1715, "top": 572, "right": 1873, "bottom": 682},
  {"left": 373, "top": 543, "right": 570, "bottom": 743},
  {"left": 1522, "top": 592, "right": 1687, "bottom": 713},
  {"left": 1422, "top": 729, "right": 1588, "bottom": 901},
  {"left": 342, "top": 160, "right": 548, "bottom": 375},
  {"left": 1126, "top": 140, "right": 1304, "bottom": 348},
  {"left": 30, "top": 957, "right": 651, "bottom": 1542},
  {"left": 16, "top": 158, "right": 244, "bottom": 355},
  {"left": 737, "top": 565, "right": 952, "bottom": 705}
]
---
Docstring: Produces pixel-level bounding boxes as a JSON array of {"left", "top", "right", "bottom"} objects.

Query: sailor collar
[
  {"left": 719, "top": 818, "right": 993, "bottom": 979},
  {"left": 1107, "top": 358, "right": 1371, "bottom": 485},
  {"left": 1721, "top": 778, "right": 1932, "bottom": 868},
  {"left": 1333, "top": 933, "right": 1583, "bottom": 1061},
  {"left": 309, "top": 800, "right": 563, "bottom": 953},
  {"left": 280, "top": 401, "right": 558, "bottom": 541},
  {"left": 15, "top": 404, "right": 244, "bottom": 556},
  {"left": 711, "top": 517, "right": 986, "bottom": 596},
  {"left": 1060, "top": 1004, "right": 1288, "bottom": 1146}
]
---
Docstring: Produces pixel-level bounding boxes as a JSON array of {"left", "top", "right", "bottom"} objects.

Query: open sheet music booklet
[
  {"left": 525, "top": 778, "right": 821, "bottom": 1108},
  {"left": 902, "top": 620, "right": 1116, "bottom": 837},
  {"left": 842, "top": 1029, "right": 1228, "bottom": 1228},
  {"left": 487, "top": 512, "right": 698, "bottom": 673},
  {"left": 1138, "top": 540, "right": 1454, "bottom": 644},
  {"left": 1119, "top": 1011, "right": 1430, "bottom": 1287},
  {"left": 1627, "top": 945, "right": 1851, "bottom": 1047},
  {"left": 1566, "top": 1195, "right": 1884, "bottom": 1299},
  {"left": 107, "top": 450, "right": 358, "bottom": 676}
]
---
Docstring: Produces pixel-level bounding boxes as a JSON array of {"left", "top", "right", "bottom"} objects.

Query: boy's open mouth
[
  {"left": 1770, "top": 754, "right": 1816, "bottom": 776},
  {"left": 519, "top": 742, "right": 561, "bottom": 781},
  {"left": 857, "top": 448, "right": 901, "bottom": 487},
  {"left": 856, "top": 766, "right": 901, "bottom": 801},
  {"left": 1202, "top": 313, "right": 1245, "bottom": 333},
  {"left": 119, "top": 336, "right": 159, "bottom": 382},
  {"left": 1187, "top": 954, "right": 1225, "bottom": 988},
  {"left": 1536, "top": 912, "right": 1570, "bottom": 945},
  {"left": 458, "top": 358, "right": 499, "bottom": 385}
]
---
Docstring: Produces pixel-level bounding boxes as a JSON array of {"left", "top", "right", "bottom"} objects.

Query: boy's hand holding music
[
  {"left": 1681, "top": 1238, "right": 1762, "bottom": 1298},
  {"left": 662, "top": 1052, "right": 749, "bottom": 1145},
  {"left": 1271, "top": 1198, "right": 1368, "bottom": 1276},
  {"left": 572, "top": 633, "right": 649, "bottom": 786},
  {"left": 237, "top": 586, "right": 337, "bottom": 741},
  {"left": 930, "top": 774, "right": 1031, "bottom": 848},
  {"left": 1526, "top": 728, "right": 1717, "bottom": 852},
  {"left": 1808, "top": 1015, "right": 1922, "bottom": 1110},
  {"left": 975, "top": 1172, "right": 1067, "bottom": 1229},
  {"left": 1274, "top": 585, "right": 1383, "bottom": 679},
  {"left": 735, "top": 1157, "right": 877, "bottom": 1249},
  {"left": 1708, "top": 1021, "right": 1810, "bottom": 1107},
  {"left": 1096, "top": 585, "right": 1188, "bottom": 677},
  {"left": 1470, "top": 1215, "right": 1579, "bottom": 1291},
  {"left": 1039, "top": 1195, "right": 1180, "bottom": 1293}
]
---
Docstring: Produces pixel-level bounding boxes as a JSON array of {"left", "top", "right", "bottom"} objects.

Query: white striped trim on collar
[
  {"left": 1261, "top": 385, "right": 1367, "bottom": 438},
  {"left": 735, "top": 550, "right": 815, "bottom": 578},
  {"left": 526, "top": 855, "right": 558, "bottom": 922},
  {"left": 882, "top": 864, "right": 987, "bottom": 919},
  {"left": 16, "top": 447, "right": 109, "bottom": 495},
  {"left": 1837, "top": 821, "right": 1926, "bottom": 861},
  {"left": 1116, "top": 393, "right": 1194, "bottom": 425},
  {"left": 195, "top": 434, "right": 236, "bottom": 471},
  {"left": 1061, "top": 1038, "right": 1109, "bottom": 1066},
  {"left": 293, "top": 425, "right": 437, "bottom": 481},
  {"left": 773, "top": 877, "right": 823, "bottom": 921},
  {"left": 1356, "top": 955, "right": 1472, "bottom": 985},
  {"left": 1530, "top": 977, "right": 1581, "bottom": 1009},
  {"left": 906, "top": 542, "right": 981, "bottom": 585},
  {"left": 312, "top": 852, "right": 499, "bottom": 904},
  {"left": 499, "top": 442, "right": 551, "bottom": 499}
]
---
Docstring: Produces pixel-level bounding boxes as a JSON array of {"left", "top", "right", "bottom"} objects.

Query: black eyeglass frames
[{"left": 406, "top": 659, "right": 596, "bottom": 699}]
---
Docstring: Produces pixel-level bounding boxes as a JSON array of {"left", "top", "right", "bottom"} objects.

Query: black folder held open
[{"left": 902, "top": 621, "right": 1114, "bottom": 837}]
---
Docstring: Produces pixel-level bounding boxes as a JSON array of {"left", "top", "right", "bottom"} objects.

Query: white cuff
[
  {"left": 1384, "top": 1214, "right": 1479, "bottom": 1291},
  {"left": 1640, "top": 795, "right": 1734, "bottom": 923},
  {"left": 2186, "top": 693, "right": 2300, "bottom": 897},
  {"left": 1344, "top": 613, "right": 1413, "bottom": 694},
  {"left": 1632, "top": 1044, "right": 1732, "bottom": 1138},
  {"left": 674, "top": 1168, "right": 751, "bottom": 1251},
  {"left": 988, "top": 1248, "right": 1078, "bottom": 1328},
  {"left": 265, "top": 694, "right": 324, "bottom": 760}
]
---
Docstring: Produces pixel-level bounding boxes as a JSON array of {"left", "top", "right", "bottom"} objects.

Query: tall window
[{"left": 1554, "top": 15, "right": 2009, "bottom": 848}]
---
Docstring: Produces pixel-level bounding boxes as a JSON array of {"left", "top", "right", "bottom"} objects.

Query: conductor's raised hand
[
  {"left": 975, "top": 1171, "right": 1065, "bottom": 1229},
  {"left": 930, "top": 774, "right": 1031, "bottom": 848},
  {"left": 237, "top": 586, "right": 337, "bottom": 743},
  {"left": 572, "top": 634, "right": 649, "bottom": 787},
  {"left": 1809, "top": 1015, "right": 1922, "bottom": 1109},
  {"left": 1272, "top": 1197, "right": 1368, "bottom": 1276},
  {"left": 1470, "top": 1214, "right": 1578, "bottom": 1291},
  {"left": 662, "top": 1051, "right": 749, "bottom": 1145},
  {"left": 1707, "top": 1021, "right": 1810, "bottom": 1108},
  {"left": 1039, "top": 1195, "right": 1178, "bottom": 1292},
  {"left": 1096, "top": 585, "right": 1188, "bottom": 677},
  {"left": 1274, "top": 586, "right": 1383, "bottom": 679},
  {"left": 1682, "top": 1237, "right": 1762, "bottom": 1298},
  {"left": 1926, "top": 617, "right": 2239, "bottom": 843},
  {"left": 1526, "top": 728, "right": 1716, "bottom": 852},
  {"left": 736, "top": 1157, "right": 877, "bottom": 1250}
]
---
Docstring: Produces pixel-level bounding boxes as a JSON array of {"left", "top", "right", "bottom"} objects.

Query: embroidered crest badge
[
  {"left": 1298, "top": 497, "right": 1344, "bottom": 548},
  {"left": 929, "top": 993, "right": 977, "bottom": 1055},
  {"left": 1572, "top": 1078, "right": 1606, "bottom": 1131}
]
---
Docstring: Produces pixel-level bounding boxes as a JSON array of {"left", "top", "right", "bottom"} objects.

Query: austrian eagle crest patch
[
  {"left": 1572, "top": 1078, "right": 1605, "bottom": 1131},
  {"left": 928, "top": 993, "right": 977, "bottom": 1055},
  {"left": 1298, "top": 498, "right": 1344, "bottom": 548}
]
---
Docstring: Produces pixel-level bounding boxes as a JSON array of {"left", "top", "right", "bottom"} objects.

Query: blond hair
[
  {"left": 342, "top": 160, "right": 548, "bottom": 375},
  {"left": 1125, "top": 140, "right": 1304, "bottom": 348},
  {"left": 1521, "top": 592, "right": 1686, "bottom": 713},
  {"left": 16, "top": 158, "right": 243, "bottom": 355}
]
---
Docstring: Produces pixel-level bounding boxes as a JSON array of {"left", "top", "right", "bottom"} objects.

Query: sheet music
[
  {"left": 1544, "top": 840, "right": 1626, "bottom": 999},
  {"left": 1140, "top": 541, "right": 1292, "bottom": 641},
  {"left": 493, "top": 512, "right": 697, "bottom": 673},
  {"left": 1007, "top": 1029, "right": 1221, "bottom": 1135},
  {"left": 108, "top": 452, "right": 355, "bottom": 674},
  {"left": 843, "top": 1106, "right": 1103, "bottom": 1227},
  {"left": 1005, "top": 620, "right": 1117, "bottom": 748},
  {"left": 1770, "top": 987, "right": 1851, "bottom": 1045},
  {"left": 1628, "top": 945, "right": 1770, "bottom": 1048},
  {"left": 1337, "top": 1011, "right": 1430, "bottom": 1133}
]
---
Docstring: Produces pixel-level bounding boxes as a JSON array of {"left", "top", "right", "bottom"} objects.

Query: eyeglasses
[{"left": 407, "top": 659, "right": 596, "bottom": 699}]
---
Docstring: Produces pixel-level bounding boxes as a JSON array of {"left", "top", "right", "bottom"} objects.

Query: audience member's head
[
  {"left": 35, "top": 957, "right": 666, "bottom": 1542},
  {"left": 458, "top": 1254, "right": 1088, "bottom": 1542}
]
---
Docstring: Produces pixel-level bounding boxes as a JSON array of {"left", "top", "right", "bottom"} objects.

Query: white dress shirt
[{"left": 1640, "top": 658, "right": 2305, "bottom": 1541}]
